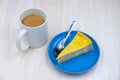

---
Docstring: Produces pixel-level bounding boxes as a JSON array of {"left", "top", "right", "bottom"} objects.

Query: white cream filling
[{"left": 58, "top": 45, "right": 92, "bottom": 64}]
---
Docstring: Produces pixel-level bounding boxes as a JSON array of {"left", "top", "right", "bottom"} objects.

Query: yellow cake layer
[{"left": 57, "top": 32, "right": 92, "bottom": 60}]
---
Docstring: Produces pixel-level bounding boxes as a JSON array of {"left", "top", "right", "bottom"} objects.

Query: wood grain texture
[{"left": 0, "top": 0, "right": 120, "bottom": 80}]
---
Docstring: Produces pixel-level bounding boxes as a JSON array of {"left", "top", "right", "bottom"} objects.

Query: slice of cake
[{"left": 56, "top": 32, "right": 92, "bottom": 64}]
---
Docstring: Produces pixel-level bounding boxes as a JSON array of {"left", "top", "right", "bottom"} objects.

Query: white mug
[{"left": 16, "top": 9, "right": 48, "bottom": 51}]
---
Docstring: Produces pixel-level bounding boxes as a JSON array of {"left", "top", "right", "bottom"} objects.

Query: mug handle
[{"left": 16, "top": 28, "right": 29, "bottom": 51}]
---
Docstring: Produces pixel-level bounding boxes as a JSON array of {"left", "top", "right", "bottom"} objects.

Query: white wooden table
[{"left": 0, "top": 0, "right": 119, "bottom": 80}]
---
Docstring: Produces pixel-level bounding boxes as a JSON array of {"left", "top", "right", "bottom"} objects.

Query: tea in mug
[{"left": 22, "top": 14, "right": 45, "bottom": 27}]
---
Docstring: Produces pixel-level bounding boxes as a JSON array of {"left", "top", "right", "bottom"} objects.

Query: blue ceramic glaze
[{"left": 48, "top": 31, "right": 100, "bottom": 74}]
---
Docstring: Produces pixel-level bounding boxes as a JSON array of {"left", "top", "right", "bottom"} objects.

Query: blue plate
[{"left": 48, "top": 31, "right": 100, "bottom": 74}]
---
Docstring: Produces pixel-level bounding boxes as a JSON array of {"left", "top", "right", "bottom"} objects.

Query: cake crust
[{"left": 57, "top": 32, "right": 92, "bottom": 64}]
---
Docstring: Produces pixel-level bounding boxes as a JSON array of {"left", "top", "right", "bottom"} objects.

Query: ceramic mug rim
[{"left": 19, "top": 8, "right": 48, "bottom": 29}]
